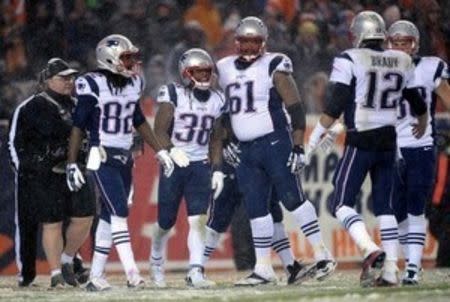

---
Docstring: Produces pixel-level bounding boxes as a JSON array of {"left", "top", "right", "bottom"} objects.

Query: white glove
[
  {"left": 223, "top": 142, "right": 241, "bottom": 168},
  {"left": 156, "top": 150, "right": 175, "bottom": 177},
  {"left": 66, "top": 163, "right": 86, "bottom": 191},
  {"left": 127, "top": 186, "right": 134, "bottom": 208},
  {"left": 169, "top": 147, "right": 190, "bottom": 168},
  {"left": 319, "top": 122, "right": 344, "bottom": 153},
  {"left": 211, "top": 171, "right": 225, "bottom": 200},
  {"left": 86, "top": 146, "right": 107, "bottom": 171},
  {"left": 286, "top": 145, "right": 306, "bottom": 174}
]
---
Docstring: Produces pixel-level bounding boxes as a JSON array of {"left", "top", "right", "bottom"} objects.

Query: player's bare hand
[{"left": 411, "top": 123, "right": 426, "bottom": 139}]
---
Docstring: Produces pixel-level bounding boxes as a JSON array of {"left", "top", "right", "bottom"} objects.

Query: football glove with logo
[
  {"left": 66, "top": 163, "right": 86, "bottom": 191},
  {"left": 287, "top": 145, "right": 306, "bottom": 174}
]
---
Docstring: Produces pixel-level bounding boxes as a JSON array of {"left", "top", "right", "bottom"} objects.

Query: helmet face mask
[
  {"left": 179, "top": 48, "right": 214, "bottom": 90},
  {"left": 387, "top": 20, "right": 420, "bottom": 55},
  {"left": 235, "top": 17, "right": 268, "bottom": 62},
  {"left": 96, "top": 34, "right": 141, "bottom": 78},
  {"left": 350, "top": 11, "right": 386, "bottom": 48}
]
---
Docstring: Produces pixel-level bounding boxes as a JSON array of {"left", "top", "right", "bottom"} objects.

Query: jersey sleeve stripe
[
  {"left": 268, "top": 55, "right": 283, "bottom": 77},
  {"left": 434, "top": 61, "right": 445, "bottom": 81},
  {"left": 335, "top": 53, "right": 353, "bottom": 63},
  {"left": 84, "top": 75, "right": 100, "bottom": 96},
  {"left": 167, "top": 83, "right": 178, "bottom": 107}
]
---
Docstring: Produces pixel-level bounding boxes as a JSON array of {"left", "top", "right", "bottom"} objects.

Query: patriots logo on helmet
[{"left": 106, "top": 39, "right": 120, "bottom": 47}]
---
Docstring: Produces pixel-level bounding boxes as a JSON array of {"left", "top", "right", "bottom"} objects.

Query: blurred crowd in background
[{"left": 1, "top": 0, "right": 449, "bottom": 119}]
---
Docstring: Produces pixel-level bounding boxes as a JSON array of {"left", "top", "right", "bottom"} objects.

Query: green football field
[{"left": 1, "top": 269, "right": 449, "bottom": 302}]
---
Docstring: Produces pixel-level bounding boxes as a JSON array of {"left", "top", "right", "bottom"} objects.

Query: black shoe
[
  {"left": 50, "top": 273, "right": 66, "bottom": 289},
  {"left": 61, "top": 263, "right": 79, "bottom": 287},
  {"left": 287, "top": 260, "right": 317, "bottom": 285},
  {"left": 18, "top": 279, "right": 36, "bottom": 287},
  {"left": 360, "top": 250, "right": 386, "bottom": 287},
  {"left": 73, "top": 257, "right": 89, "bottom": 284}
]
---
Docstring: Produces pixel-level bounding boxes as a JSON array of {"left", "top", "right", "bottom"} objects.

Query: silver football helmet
[
  {"left": 350, "top": 11, "right": 386, "bottom": 48},
  {"left": 387, "top": 20, "right": 420, "bottom": 55},
  {"left": 96, "top": 34, "right": 140, "bottom": 78},
  {"left": 235, "top": 16, "right": 268, "bottom": 61},
  {"left": 179, "top": 48, "right": 214, "bottom": 90}
]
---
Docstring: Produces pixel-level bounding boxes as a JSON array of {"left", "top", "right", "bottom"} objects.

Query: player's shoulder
[
  {"left": 75, "top": 71, "right": 105, "bottom": 96},
  {"left": 217, "top": 55, "right": 238, "bottom": 68},
  {"left": 415, "top": 56, "right": 445, "bottom": 69},
  {"left": 157, "top": 82, "right": 183, "bottom": 106}
]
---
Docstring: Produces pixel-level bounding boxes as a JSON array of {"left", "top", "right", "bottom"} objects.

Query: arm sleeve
[
  {"left": 73, "top": 77, "right": 99, "bottom": 129},
  {"left": 323, "top": 82, "right": 353, "bottom": 119},
  {"left": 402, "top": 87, "right": 427, "bottom": 115},
  {"left": 132, "top": 102, "right": 146, "bottom": 128}
]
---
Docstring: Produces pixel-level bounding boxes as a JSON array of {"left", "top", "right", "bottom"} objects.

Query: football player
[
  {"left": 387, "top": 20, "right": 450, "bottom": 285},
  {"left": 202, "top": 151, "right": 317, "bottom": 285},
  {"left": 308, "top": 11, "right": 428, "bottom": 286},
  {"left": 216, "top": 16, "right": 335, "bottom": 286},
  {"left": 149, "top": 48, "right": 226, "bottom": 288},
  {"left": 66, "top": 34, "right": 174, "bottom": 291}
]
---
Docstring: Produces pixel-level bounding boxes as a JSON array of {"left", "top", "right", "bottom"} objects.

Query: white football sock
[
  {"left": 407, "top": 214, "right": 426, "bottom": 270},
  {"left": 110, "top": 215, "right": 139, "bottom": 280},
  {"left": 251, "top": 214, "right": 274, "bottom": 277},
  {"left": 150, "top": 224, "right": 170, "bottom": 266},
  {"left": 292, "top": 200, "right": 329, "bottom": 261},
  {"left": 61, "top": 252, "right": 73, "bottom": 265},
  {"left": 90, "top": 219, "right": 112, "bottom": 279},
  {"left": 398, "top": 219, "right": 409, "bottom": 263},
  {"left": 272, "top": 222, "right": 294, "bottom": 269},
  {"left": 377, "top": 215, "right": 399, "bottom": 262},
  {"left": 187, "top": 215, "right": 207, "bottom": 267},
  {"left": 202, "top": 226, "right": 221, "bottom": 266},
  {"left": 336, "top": 206, "right": 379, "bottom": 257}
]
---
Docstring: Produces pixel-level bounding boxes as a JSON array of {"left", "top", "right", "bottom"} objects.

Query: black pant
[{"left": 15, "top": 172, "right": 40, "bottom": 285}]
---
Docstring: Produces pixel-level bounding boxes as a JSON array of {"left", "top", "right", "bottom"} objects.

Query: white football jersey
[
  {"left": 157, "top": 83, "right": 226, "bottom": 161},
  {"left": 217, "top": 52, "right": 293, "bottom": 141},
  {"left": 75, "top": 72, "right": 144, "bottom": 150},
  {"left": 397, "top": 57, "right": 449, "bottom": 148},
  {"left": 330, "top": 48, "right": 415, "bottom": 132}
]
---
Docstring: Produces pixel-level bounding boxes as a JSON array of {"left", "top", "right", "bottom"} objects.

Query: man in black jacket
[{"left": 8, "top": 58, "right": 95, "bottom": 288}]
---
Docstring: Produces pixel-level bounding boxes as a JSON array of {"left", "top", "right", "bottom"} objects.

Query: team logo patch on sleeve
[{"left": 77, "top": 82, "right": 86, "bottom": 91}]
